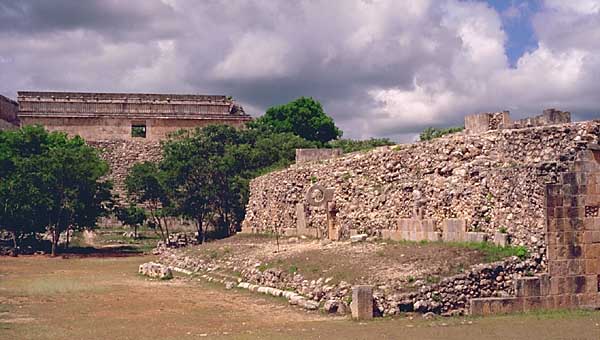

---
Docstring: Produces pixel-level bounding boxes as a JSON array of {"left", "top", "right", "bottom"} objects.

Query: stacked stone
[
  {"left": 243, "top": 121, "right": 600, "bottom": 253},
  {"left": 89, "top": 140, "right": 162, "bottom": 204},
  {"left": 138, "top": 262, "right": 173, "bottom": 279},
  {"left": 156, "top": 246, "right": 541, "bottom": 316}
]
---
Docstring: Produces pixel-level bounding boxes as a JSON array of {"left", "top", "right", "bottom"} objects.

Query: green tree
[
  {"left": 251, "top": 97, "right": 342, "bottom": 144},
  {"left": 116, "top": 203, "right": 146, "bottom": 239},
  {"left": 419, "top": 126, "right": 464, "bottom": 141},
  {"left": 125, "top": 162, "right": 174, "bottom": 243},
  {"left": 157, "top": 124, "right": 315, "bottom": 242},
  {"left": 0, "top": 126, "right": 112, "bottom": 256}
]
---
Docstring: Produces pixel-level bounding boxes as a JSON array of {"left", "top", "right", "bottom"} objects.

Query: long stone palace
[{"left": 0, "top": 91, "right": 251, "bottom": 140}]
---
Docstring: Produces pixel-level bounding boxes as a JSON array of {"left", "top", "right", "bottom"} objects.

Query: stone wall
[
  {"left": 464, "top": 109, "right": 571, "bottom": 135},
  {"left": 20, "top": 116, "right": 249, "bottom": 142},
  {"left": 243, "top": 121, "right": 600, "bottom": 254},
  {"left": 296, "top": 148, "right": 342, "bottom": 164},
  {"left": 507, "top": 108, "right": 571, "bottom": 129},
  {"left": 0, "top": 95, "right": 18, "bottom": 125},
  {"left": 89, "top": 140, "right": 162, "bottom": 204},
  {"left": 465, "top": 111, "right": 510, "bottom": 134},
  {"left": 471, "top": 145, "right": 600, "bottom": 315},
  {"left": 17, "top": 91, "right": 252, "bottom": 141}
]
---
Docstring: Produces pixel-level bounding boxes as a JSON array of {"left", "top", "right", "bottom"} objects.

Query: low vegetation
[{"left": 419, "top": 126, "right": 464, "bottom": 141}]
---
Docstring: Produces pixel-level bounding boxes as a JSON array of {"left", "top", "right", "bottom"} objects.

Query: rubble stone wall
[
  {"left": 89, "top": 140, "right": 162, "bottom": 204},
  {"left": 243, "top": 121, "right": 600, "bottom": 253},
  {"left": 0, "top": 95, "right": 18, "bottom": 125}
]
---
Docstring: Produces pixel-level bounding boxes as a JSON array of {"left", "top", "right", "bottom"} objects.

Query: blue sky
[{"left": 485, "top": 0, "right": 541, "bottom": 66}]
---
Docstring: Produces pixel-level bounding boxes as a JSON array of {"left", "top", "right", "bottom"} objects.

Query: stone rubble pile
[
  {"left": 138, "top": 262, "right": 173, "bottom": 280},
  {"left": 156, "top": 244, "right": 541, "bottom": 316},
  {"left": 244, "top": 121, "right": 600, "bottom": 258}
]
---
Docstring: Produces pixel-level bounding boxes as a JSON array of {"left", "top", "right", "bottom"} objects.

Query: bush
[{"left": 419, "top": 126, "right": 464, "bottom": 141}]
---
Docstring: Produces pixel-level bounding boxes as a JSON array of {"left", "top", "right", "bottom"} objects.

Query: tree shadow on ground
[{"left": 58, "top": 245, "right": 145, "bottom": 258}]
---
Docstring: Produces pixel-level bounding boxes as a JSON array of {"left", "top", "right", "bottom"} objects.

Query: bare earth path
[{"left": 1, "top": 255, "right": 599, "bottom": 340}]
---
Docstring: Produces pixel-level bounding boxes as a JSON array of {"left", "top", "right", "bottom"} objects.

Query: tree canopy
[
  {"left": 251, "top": 97, "right": 342, "bottom": 144},
  {"left": 0, "top": 126, "right": 112, "bottom": 255}
]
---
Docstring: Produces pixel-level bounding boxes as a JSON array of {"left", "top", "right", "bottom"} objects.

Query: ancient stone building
[
  {"left": 0, "top": 94, "right": 19, "bottom": 130},
  {"left": 17, "top": 91, "right": 252, "bottom": 141}
]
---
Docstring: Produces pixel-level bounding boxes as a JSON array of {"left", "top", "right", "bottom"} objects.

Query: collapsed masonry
[{"left": 242, "top": 109, "right": 600, "bottom": 314}]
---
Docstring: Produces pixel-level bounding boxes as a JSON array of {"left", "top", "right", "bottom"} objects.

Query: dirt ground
[{"left": 1, "top": 255, "right": 599, "bottom": 340}]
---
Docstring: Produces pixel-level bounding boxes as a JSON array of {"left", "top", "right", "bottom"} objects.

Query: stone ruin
[
  {"left": 471, "top": 144, "right": 600, "bottom": 315},
  {"left": 295, "top": 148, "right": 342, "bottom": 164},
  {"left": 465, "top": 108, "right": 571, "bottom": 134},
  {"left": 242, "top": 109, "right": 600, "bottom": 315}
]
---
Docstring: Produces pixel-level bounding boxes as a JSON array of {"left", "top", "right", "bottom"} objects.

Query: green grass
[
  {"left": 382, "top": 239, "right": 529, "bottom": 262},
  {"left": 444, "top": 241, "right": 528, "bottom": 262}
]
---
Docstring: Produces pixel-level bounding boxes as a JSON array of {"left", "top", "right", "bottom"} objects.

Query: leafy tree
[
  {"left": 156, "top": 124, "right": 316, "bottom": 242},
  {"left": 419, "top": 126, "right": 464, "bottom": 141},
  {"left": 251, "top": 97, "right": 342, "bottom": 143},
  {"left": 125, "top": 162, "right": 174, "bottom": 243},
  {"left": 327, "top": 138, "right": 395, "bottom": 153},
  {"left": 0, "top": 126, "right": 112, "bottom": 256},
  {"left": 116, "top": 203, "right": 146, "bottom": 239}
]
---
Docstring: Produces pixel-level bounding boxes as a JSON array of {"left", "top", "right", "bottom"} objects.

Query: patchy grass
[{"left": 443, "top": 242, "right": 529, "bottom": 262}]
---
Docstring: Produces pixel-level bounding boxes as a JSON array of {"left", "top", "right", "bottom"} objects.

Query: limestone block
[
  {"left": 442, "top": 218, "right": 467, "bottom": 242},
  {"left": 494, "top": 232, "right": 509, "bottom": 247},
  {"left": 466, "top": 232, "right": 488, "bottom": 243},
  {"left": 470, "top": 297, "right": 523, "bottom": 316},
  {"left": 350, "top": 285, "right": 373, "bottom": 320},
  {"left": 350, "top": 234, "right": 368, "bottom": 243},
  {"left": 515, "top": 277, "right": 541, "bottom": 297}
]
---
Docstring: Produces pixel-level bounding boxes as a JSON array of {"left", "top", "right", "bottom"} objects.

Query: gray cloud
[{"left": 0, "top": 0, "right": 599, "bottom": 141}]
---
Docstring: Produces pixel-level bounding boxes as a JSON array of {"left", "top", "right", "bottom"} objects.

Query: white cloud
[
  {"left": 213, "top": 32, "right": 292, "bottom": 80},
  {"left": 1, "top": 0, "right": 599, "bottom": 141}
]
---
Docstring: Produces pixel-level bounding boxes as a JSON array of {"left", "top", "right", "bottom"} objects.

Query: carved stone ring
[{"left": 306, "top": 184, "right": 334, "bottom": 207}]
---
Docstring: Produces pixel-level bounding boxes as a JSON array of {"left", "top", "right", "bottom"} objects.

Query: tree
[
  {"left": 116, "top": 203, "right": 146, "bottom": 239},
  {"left": 0, "top": 126, "right": 112, "bottom": 256},
  {"left": 157, "top": 124, "right": 316, "bottom": 242},
  {"left": 419, "top": 126, "right": 464, "bottom": 141},
  {"left": 251, "top": 97, "right": 342, "bottom": 144},
  {"left": 125, "top": 162, "right": 174, "bottom": 243}
]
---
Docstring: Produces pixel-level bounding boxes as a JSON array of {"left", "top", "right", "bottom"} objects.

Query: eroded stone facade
[
  {"left": 17, "top": 91, "right": 252, "bottom": 141},
  {"left": 0, "top": 95, "right": 18, "bottom": 129}
]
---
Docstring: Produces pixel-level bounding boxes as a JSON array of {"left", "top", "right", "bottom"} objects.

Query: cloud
[{"left": 0, "top": 0, "right": 599, "bottom": 141}]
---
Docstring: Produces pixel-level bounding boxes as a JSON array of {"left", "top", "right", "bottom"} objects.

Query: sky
[{"left": 0, "top": 0, "right": 599, "bottom": 141}]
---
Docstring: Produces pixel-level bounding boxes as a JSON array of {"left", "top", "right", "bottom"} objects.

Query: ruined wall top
[
  {"left": 17, "top": 91, "right": 250, "bottom": 119},
  {"left": 465, "top": 108, "right": 571, "bottom": 135},
  {"left": 0, "top": 94, "right": 19, "bottom": 125}
]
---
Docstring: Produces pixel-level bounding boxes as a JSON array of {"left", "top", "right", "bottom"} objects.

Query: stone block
[
  {"left": 494, "top": 232, "right": 509, "bottom": 247},
  {"left": 523, "top": 296, "right": 543, "bottom": 312},
  {"left": 515, "top": 277, "right": 541, "bottom": 297},
  {"left": 350, "top": 285, "right": 373, "bottom": 320},
  {"left": 470, "top": 297, "right": 523, "bottom": 316},
  {"left": 539, "top": 274, "right": 551, "bottom": 296},
  {"left": 466, "top": 232, "right": 487, "bottom": 243}
]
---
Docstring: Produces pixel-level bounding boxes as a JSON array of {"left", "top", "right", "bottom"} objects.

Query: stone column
[{"left": 350, "top": 285, "right": 373, "bottom": 320}]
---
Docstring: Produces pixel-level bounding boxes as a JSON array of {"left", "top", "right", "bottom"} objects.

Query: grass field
[{"left": 1, "top": 254, "right": 599, "bottom": 339}]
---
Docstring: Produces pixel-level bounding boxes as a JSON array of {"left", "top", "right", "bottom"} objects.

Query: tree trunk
[
  {"left": 196, "top": 217, "right": 203, "bottom": 244},
  {"left": 10, "top": 231, "right": 18, "bottom": 256},
  {"left": 134, "top": 225, "right": 138, "bottom": 239},
  {"left": 51, "top": 228, "right": 58, "bottom": 257},
  {"left": 65, "top": 227, "right": 70, "bottom": 249}
]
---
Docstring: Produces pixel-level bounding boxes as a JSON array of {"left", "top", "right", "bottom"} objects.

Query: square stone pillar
[{"left": 350, "top": 285, "right": 373, "bottom": 320}]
